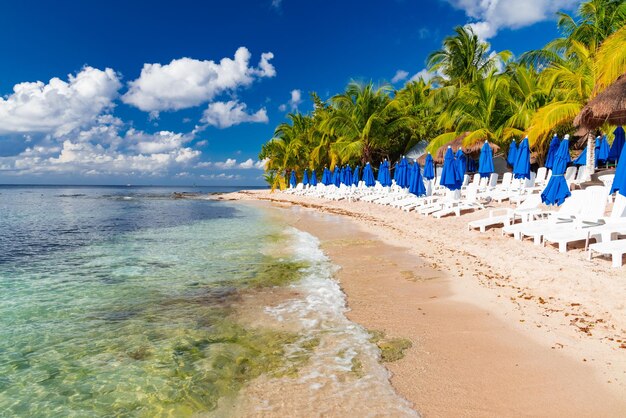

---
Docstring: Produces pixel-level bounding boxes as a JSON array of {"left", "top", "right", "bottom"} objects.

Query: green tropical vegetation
[{"left": 259, "top": 0, "right": 626, "bottom": 189}]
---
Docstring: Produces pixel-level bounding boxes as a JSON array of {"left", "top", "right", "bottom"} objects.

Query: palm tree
[
  {"left": 427, "top": 26, "right": 510, "bottom": 87},
  {"left": 321, "top": 82, "right": 408, "bottom": 164},
  {"left": 259, "top": 113, "right": 313, "bottom": 189},
  {"left": 392, "top": 79, "right": 442, "bottom": 153},
  {"left": 427, "top": 73, "right": 517, "bottom": 152}
]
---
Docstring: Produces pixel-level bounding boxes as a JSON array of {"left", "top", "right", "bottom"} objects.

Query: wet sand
[{"left": 226, "top": 192, "right": 626, "bottom": 417}]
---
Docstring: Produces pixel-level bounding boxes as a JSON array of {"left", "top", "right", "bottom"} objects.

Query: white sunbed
[
  {"left": 501, "top": 190, "right": 587, "bottom": 241},
  {"left": 588, "top": 238, "right": 626, "bottom": 267},
  {"left": 468, "top": 194, "right": 542, "bottom": 232},
  {"left": 516, "top": 186, "right": 608, "bottom": 245},
  {"left": 542, "top": 193, "right": 626, "bottom": 253},
  {"left": 432, "top": 185, "right": 484, "bottom": 218}
]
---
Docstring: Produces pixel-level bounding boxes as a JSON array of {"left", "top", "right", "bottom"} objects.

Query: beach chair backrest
[
  {"left": 576, "top": 166, "right": 589, "bottom": 182},
  {"left": 580, "top": 186, "right": 609, "bottom": 218},
  {"left": 500, "top": 172, "right": 512, "bottom": 188},
  {"left": 564, "top": 166, "right": 577, "bottom": 182},
  {"left": 559, "top": 189, "right": 586, "bottom": 216},
  {"left": 524, "top": 172, "right": 536, "bottom": 188},
  {"left": 610, "top": 194, "right": 626, "bottom": 218},
  {"left": 472, "top": 173, "right": 480, "bottom": 186},
  {"left": 488, "top": 173, "right": 499, "bottom": 187},
  {"left": 536, "top": 167, "right": 547, "bottom": 183},
  {"left": 465, "top": 184, "right": 478, "bottom": 201},
  {"left": 545, "top": 169, "right": 553, "bottom": 183},
  {"left": 518, "top": 193, "right": 541, "bottom": 209},
  {"left": 462, "top": 174, "right": 470, "bottom": 187}
]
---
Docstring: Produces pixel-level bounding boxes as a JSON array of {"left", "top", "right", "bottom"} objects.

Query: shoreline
[{"left": 225, "top": 190, "right": 626, "bottom": 416}]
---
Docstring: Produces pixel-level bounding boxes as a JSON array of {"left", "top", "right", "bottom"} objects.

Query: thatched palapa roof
[
  {"left": 574, "top": 73, "right": 626, "bottom": 133},
  {"left": 417, "top": 132, "right": 500, "bottom": 164}
]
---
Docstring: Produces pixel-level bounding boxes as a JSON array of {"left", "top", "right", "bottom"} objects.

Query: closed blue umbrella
[
  {"left": 352, "top": 165, "right": 360, "bottom": 186},
  {"left": 396, "top": 156, "right": 410, "bottom": 188},
  {"left": 321, "top": 167, "right": 331, "bottom": 185},
  {"left": 339, "top": 166, "right": 346, "bottom": 185},
  {"left": 423, "top": 153, "right": 435, "bottom": 180},
  {"left": 455, "top": 149, "right": 467, "bottom": 178},
  {"left": 507, "top": 140, "right": 518, "bottom": 167},
  {"left": 302, "top": 169, "right": 309, "bottom": 186},
  {"left": 440, "top": 147, "right": 463, "bottom": 190},
  {"left": 343, "top": 166, "right": 352, "bottom": 186},
  {"left": 513, "top": 137, "right": 531, "bottom": 179},
  {"left": 610, "top": 139, "right": 626, "bottom": 197},
  {"left": 468, "top": 158, "right": 478, "bottom": 172},
  {"left": 289, "top": 170, "right": 297, "bottom": 188},
  {"left": 408, "top": 161, "right": 426, "bottom": 197},
  {"left": 478, "top": 141, "right": 494, "bottom": 178},
  {"left": 545, "top": 134, "right": 560, "bottom": 170},
  {"left": 362, "top": 162, "right": 375, "bottom": 187},
  {"left": 541, "top": 138, "right": 572, "bottom": 205},
  {"left": 597, "top": 135, "right": 610, "bottom": 162},
  {"left": 609, "top": 126, "right": 625, "bottom": 163},
  {"left": 332, "top": 166, "right": 341, "bottom": 187},
  {"left": 378, "top": 160, "right": 391, "bottom": 186},
  {"left": 310, "top": 170, "right": 317, "bottom": 186}
]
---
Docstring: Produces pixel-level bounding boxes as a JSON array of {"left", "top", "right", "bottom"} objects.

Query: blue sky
[{"left": 0, "top": 0, "right": 579, "bottom": 185}]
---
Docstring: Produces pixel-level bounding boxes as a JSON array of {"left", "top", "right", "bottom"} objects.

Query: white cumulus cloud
[
  {"left": 0, "top": 66, "right": 121, "bottom": 137},
  {"left": 279, "top": 89, "right": 303, "bottom": 112},
  {"left": 392, "top": 70, "right": 409, "bottom": 83},
  {"left": 122, "top": 47, "right": 276, "bottom": 114},
  {"left": 445, "top": 0, "right": 578, "bottom": 39},
  {"left": 201, "top": 100, "right": 268, "bottom": 129}
]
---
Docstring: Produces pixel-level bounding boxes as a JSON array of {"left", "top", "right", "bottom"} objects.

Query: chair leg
[{"left": 612, "top": 253, "right": 622, "bottom": 268}]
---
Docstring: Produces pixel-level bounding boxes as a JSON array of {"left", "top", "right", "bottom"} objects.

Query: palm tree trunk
[{"left": 586, "top": 132, "right": 595, "bottom": 176}]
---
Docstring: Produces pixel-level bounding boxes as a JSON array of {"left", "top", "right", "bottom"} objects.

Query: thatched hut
[
  {"left": 416, "top": 132, "right": 500, "bottom": 165},
  {"left": 574, "top": 73, "right": 626, "bottom": 173}
]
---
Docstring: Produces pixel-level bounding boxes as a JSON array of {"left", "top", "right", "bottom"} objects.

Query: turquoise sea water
[
  {"left": 0, "top": 186, "right": 303, "bottom": 416},
  {"left": 0, "top": 186, "right": 418, "bottom": 417}
]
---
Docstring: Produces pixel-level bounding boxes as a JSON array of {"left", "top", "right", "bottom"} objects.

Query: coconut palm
[
  {"left": 321, "top": 82, "right": 408, "bottom": 164},
  {"left": 427, "top": 26, "right": 510, "bottom": 87},
  {"left": 523, "top": 0, "right": 626, "bottom": 152},
  {"left": 392, "top": 79, "right": 442, "bottom": 153},
  {"left": 259, "top": 113, "right": 313, "bottom": 189},
  {"left": 427, "top": 73, "right": 517, "bottom": 152}
]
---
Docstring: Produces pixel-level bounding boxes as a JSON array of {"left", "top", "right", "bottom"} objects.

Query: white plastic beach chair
[
  {"left": 543, "top": 193, "right": 626, "bottom": 253},
  {"left": 571, "top": 166, "right": 590, "bottom": 189},
  {"left": 468, "top": 194, "right": 542, "bottom": 232},
  {"left": 588, "top": 238, "right": 626, "bottom": 267},
  {"left": 502, "top": 190, "right": 587, "bottom": 241},
  {"left": 564, "top": 166, "right": 578, "bottom": 188},
  {"left": 516, "top": 187, "right": 608, "bottom": 245}
]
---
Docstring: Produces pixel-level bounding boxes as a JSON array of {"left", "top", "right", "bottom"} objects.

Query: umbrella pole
[{"left": 586, "top": 132, "right": 595, "bottom": 176}]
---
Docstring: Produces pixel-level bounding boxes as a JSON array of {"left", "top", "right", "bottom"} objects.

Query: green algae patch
[
  {"left": 241, "top": 256, "right": 309, "bottom": 289},
  {"left": 350, "top": 356, "right": 364, "bottom": 378},
  {"left": 148, "top": 319, "right": 315, "bottom": 416},
  {"left": 368, "top": 330, "right": 413, "bottom": 363}
]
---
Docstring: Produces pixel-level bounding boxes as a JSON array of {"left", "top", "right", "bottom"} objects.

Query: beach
[{"left": 223, "top": 190, "right": 626, "bottom": 416}]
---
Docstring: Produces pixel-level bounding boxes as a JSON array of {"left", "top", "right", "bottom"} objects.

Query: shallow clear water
[
  {"left": 0, "top": 186, "right": 299, "bottom": 416},
  {"left": 0, "top": 186, "right": 417, "bottom": 417}
]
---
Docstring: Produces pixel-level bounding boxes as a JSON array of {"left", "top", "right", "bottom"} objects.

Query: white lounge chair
[
  {"left": 588, "top": 239, "right": 626, "bottom": 267},
  {"left": 564, "top": 166, "right": 578, "bottom": 189},
  {"left": 502, "top": 190, "right": 587, "bottom": 240},
  {"left": 543, "top": 193, "right": 626, "bottom": 253},
  {"left": 517, "top": 186, "right": 608, "bottom": 245},
  {"left": 432, "top": 185, "right": 483, "bottom": 218},
  {"left": 571, "top": 166, "right": 590, "bottom": 189},
  {"left": 468, "top": 194, "right": 542, "bottom": 232}
]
